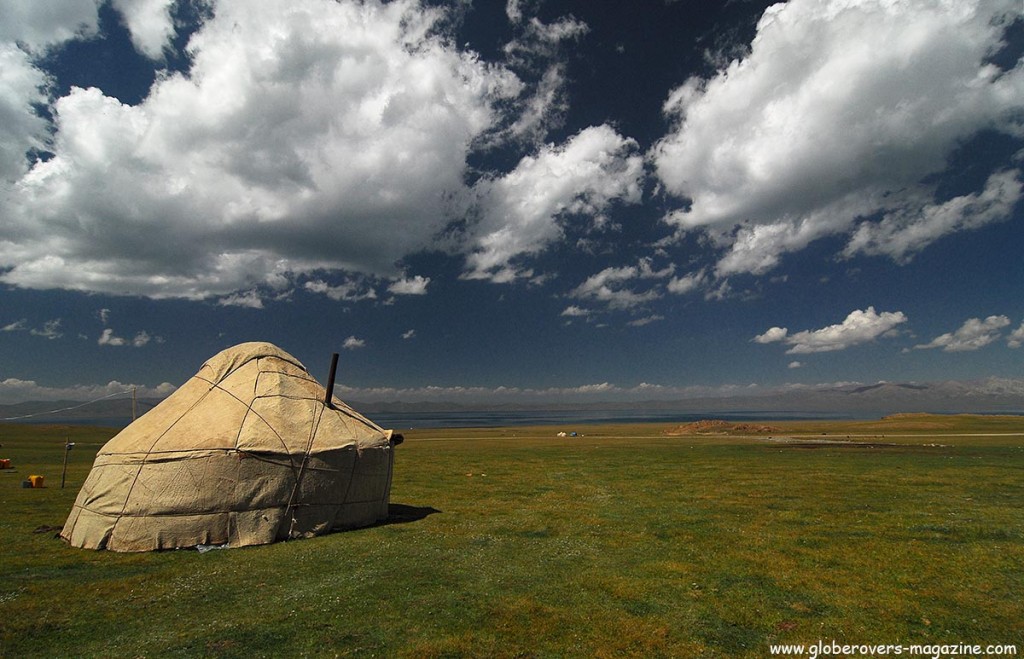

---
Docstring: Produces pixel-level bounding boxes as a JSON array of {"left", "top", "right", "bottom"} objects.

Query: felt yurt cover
[{"left": 62, "top": 342, "right": 398, "bottom": 552}]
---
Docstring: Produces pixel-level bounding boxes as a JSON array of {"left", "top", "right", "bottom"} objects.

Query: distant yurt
[{"left": 62, "top": 342, "right": 401, "bottom": 552}]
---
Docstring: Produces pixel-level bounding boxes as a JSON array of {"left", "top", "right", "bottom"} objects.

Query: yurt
[{"left": 61, "top": 342, "right": 401, "bottom": 552}]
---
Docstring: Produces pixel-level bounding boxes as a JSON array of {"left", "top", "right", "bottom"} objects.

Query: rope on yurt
[
  {"left": 111, "top": 383, "right": 218, "bottom": 538},
  {"left": 282, "top": 397, "right": 326, "bottom": 539}
]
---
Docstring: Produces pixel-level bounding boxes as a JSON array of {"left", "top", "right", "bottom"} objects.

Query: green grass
[{"left": 2, "top": 416, "right": 1023, "bottom": 657}]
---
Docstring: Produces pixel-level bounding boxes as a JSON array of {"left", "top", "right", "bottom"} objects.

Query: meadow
[{"left": 1, "top": 415, "right": 1022, "bottom": 657}]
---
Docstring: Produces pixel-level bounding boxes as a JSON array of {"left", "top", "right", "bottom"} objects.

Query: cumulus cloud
[
  {"left": 504, "top": 64, "right": 571, "bottom": 145},
  {"left": 388, "top": 275, "right": 430, "bottom": 296},
  {"left": 217, "top": 290, "right": 265, "bottom": 309},
  {"left": 652, "top": 0, "right": 1024, "bottom": 276},
  {"left": 560, "top": 305, "right": 591, "bottom": 318},
  {"left": 914, "top": 315, "right": 1011, "bottom": 352},
  {"left": 96, "top": 330, "right": 123, "bottom": 346},
  {"left": 0, "top": 1, "right": 103, "bottom": 182},
  {"left": 844, "top": 170, "right": 1023, "bottom": 261},
  {"left": 31, "top": 319, "right": 63, "bottom": 340},
  {"left": 0, "top": 0, "right": 523, "bottom": 299},
  {"left": 464, "top": 125, "right": 645, "bottom": 282},
  {"left": 2, "top": 318, "right": 62, "bottom": 339},
  {"left": 628, "top": 315, "right": 664, "bottom": 327},
  {"left": 570, "top": 257, "right": 673, "bottom": 311},
  {"left": 667, "top": 269, "right": 708, "bottom": 295},
  {"left": 0, "top": 0, "right": 647, "bottom": 301},
  {"left": 132, "top": 330, "right": 154, "bottom": 347},
  {"left": 0, "top": 45, "right": 51, "bottom": 182},
  {"left": 1008, "top": 321, "right": 1024, "bottom": 349},
  {"left": 753, "top": 326, "right": 788, "bottom": 344},
  {"left": 501, "top": 3, "right": 588, "bottom": 145},
  {"left": 755, "top": 307, "right": 908, "bottom": 354},
  {"left": 110, "top": 0, "right": 176, "bottom": 59},
  {"left": 0, "top": 1, "right": 99, "bottom": 52},
  {"left": 2, "top": 319, "right": 28, "bottom": 332},
  {"left": 505, "top": 0, "right": 526, "bottom": 24},
  {"left": 788, "top": 361, "right": 803, "bottom": 369},
  {"left": 0, "top": 378, "right": 176, "bottom": 406},
  {"left": 342, "top": 336, "right": 366, "bottom": 350},
  {"left": 98, "top": 327, "right": 157, "bottom": 347},
  {"left": 304, "top": 279, "right": 377, "bottom": 303},
  {"left": 401, "top": 329, "right": 416, "bottom": 340}
]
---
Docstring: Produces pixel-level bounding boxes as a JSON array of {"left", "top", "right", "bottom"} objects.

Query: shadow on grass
[{"left": 383, "top": 503, "right": 442, "bottom": 526}]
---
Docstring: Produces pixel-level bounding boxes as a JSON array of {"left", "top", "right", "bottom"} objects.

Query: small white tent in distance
[{"left": 61, "top": 342, "right": 402, "bottom": 552}]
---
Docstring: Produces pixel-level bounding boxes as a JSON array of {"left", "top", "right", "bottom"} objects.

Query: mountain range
[{"left": 2, "top": 378, "right": 1021, "bottom": 426}]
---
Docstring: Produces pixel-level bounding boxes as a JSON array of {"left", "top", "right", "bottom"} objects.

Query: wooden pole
[
  {"left": 61, "top": 438, "right": 70, "bottom": 489},
  {"left": 324, "top": 353, "right": 339, "bottom": 409},
  {"left": 132, "top": 386, "right": 137, "bottom": 421}
]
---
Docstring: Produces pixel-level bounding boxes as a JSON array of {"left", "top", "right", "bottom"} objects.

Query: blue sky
[{"left": 1, "top": 0, "right": 1022, "bottom": 405}]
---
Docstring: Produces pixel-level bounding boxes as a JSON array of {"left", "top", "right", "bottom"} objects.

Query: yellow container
[{"left": 28, "top": 474, "right": 44, "bottom": 488}]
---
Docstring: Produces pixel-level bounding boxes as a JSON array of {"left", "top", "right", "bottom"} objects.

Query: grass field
[{"left": 1, "top": 415, "right": 1023, "bottom": 657}]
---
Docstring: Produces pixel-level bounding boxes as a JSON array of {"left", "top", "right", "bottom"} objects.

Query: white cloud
[
  {"left": 131, "top": 330, "right": 153, "bottom": 348},
  {"left": 304, "top": 279, "right": 377, "bottom": 303},
  {"left": 98, "top": 327, "right": 158, "bottom": 347},
  {"left": 788, "top": 361, "right": 803, "bottom": 369},
  {"left": 560, "top": 305, "right": 591, "bottom": 317},
  {"left": 504, "top": 4, "right": 588, "bottom": 64},
  {"left": 2, "top": 318, "right": 62, "bottom": 339},
  {"left": 914, "top": 315, "right": 1011, "bottom": 352},
  {"left": 98, "top": 329, "right": 126, "bottom": 347},
  {"left": 388, "top": 275, "right": 430, "bottom": 296},
  {"left": 111, "top": 0, "right": 175, "bottom": 59},
  {"left": 342, "top": 336, "right": 366, "bottom": 350},
  {"left": 652, "top": 0, "right": 1024, "bottom": 276},
  {"left": 0, "top": 0, "right": 100, "bottom": 52},
  {"left": 30, "top": 319, "right": 63, "bottom": 340},
  {"left": 754, "top": 326, "right": 788, "bottom": 344},
  {"left": 0, "top": 378, "right": 176, "bottom": 406},
  {"left": 667, "top": 269, "right": 708, "bottom": 295},
  {"left": 713, "top": 209, "right": 851, "bottom": 276},
  {"left": 2, "top": 319, "right": 27, "bottom": 332},
  {"left": 464, "top": 125, "right": 644, "bottom": 282},
  {"left": 570, "top": 257, "right": 672, "bottom": 310},
  {"left": 628, "top": 315, "right": 664, "bottom": 327},
  {"left": 1008, "top": 322, "right": 1024, "bottom": 349},
  {"left": 0, "top": 44, "right": 52, "bottom": 181},
  {"left": 500, "top": 4, "right": 588, "bottom": 146},
  {"left": 755, "top": 307, "right": 908, "bottom": 354},
  {"left": 844, "top": 170, "right": 1023, "bottom": 261},
  {"left": 401, "top": 329, "right": 416, "bottom": 340},
  {"left": 504, "top": 63, "right": 571, "bottom": 145},
  {"left": 0, "top": 1, "right": 102, "bottom": 183},
  {"left": 505, "top": 0, "right": 525, "bottom": 24},
  {"left": 0, "top": 0, "right": 523, "bottom": 299},
  {"left": 217, "top": 290, "right": 265, "bottom": 309},
  {"left": 574, "top": 382, "right": 614, "bottom": 394}
]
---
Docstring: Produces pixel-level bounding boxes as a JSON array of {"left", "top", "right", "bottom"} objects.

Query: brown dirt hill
[{"left": 664, "top": 420, "right": 781, "bottom": 435}]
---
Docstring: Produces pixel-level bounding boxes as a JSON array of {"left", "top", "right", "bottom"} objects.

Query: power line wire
[{"left": 0, "top": 390, "right": 134, "bottom": 421}]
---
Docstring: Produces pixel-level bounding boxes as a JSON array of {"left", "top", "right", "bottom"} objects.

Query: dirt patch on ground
[
  {"left": 663, "top": 420, "right": 781, "bottom": 436},
  {"left": 762, "top": 438, "right": 901, "bottom": 449}
]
